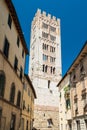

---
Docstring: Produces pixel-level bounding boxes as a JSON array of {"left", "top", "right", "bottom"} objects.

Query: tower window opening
[
  {"left": 51, "top": 67, "right": 53, "bottom": 74},
  {"left": 53, "top": 67, "right": 55, "bottom": 74},
  {"left": 50, "top": 26, "right": 56, "bottom": 32},
  {"left": 47, "top": 118, "right": 53, "bottom": 128},
  {"left": 48, "top": 80, "right": 50, "bottom": 89},
  {"left": 43, "top": 65, "right": 45, "bottom": 72},
  {"left": 42, "top": 32, "right": 48, "bottom": 38},
  {"left": 45, "top": 65, "right": 48, "bottom": 73},
  {"left": 42, "top": 22, "right": 48, "bottom": 29},
  {"left": 50, "top": 35, "right": 56, "bottom": 41}
]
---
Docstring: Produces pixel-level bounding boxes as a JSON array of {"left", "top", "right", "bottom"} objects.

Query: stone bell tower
[{"left": 29, "top": 9, "right": 62, "bottom": 130}]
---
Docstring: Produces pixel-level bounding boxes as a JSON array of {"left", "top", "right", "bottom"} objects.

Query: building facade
[
  {"left": 58, "top": 42, "right": 87, "bottom": 130},
  {"left": 0, "top": 0, "right": 36, "bottom": 130},
  {"left": 57, "top": 74, "right": 72, "bottom": 130},
  {"left": 29, "top": 9, "right": 62, "bottom": 130},
  {"left": 20, "top": 74, "right": 36, "bottom": 130},
  {"left": 68, "top": 42, "right": 87, "bottom": 130}
]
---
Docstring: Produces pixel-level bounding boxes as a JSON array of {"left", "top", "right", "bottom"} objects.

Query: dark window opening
[
  {"left": 23, "top": 100, "right": 26, "bottom": 110},
  {"left": 73, "top": 74, "right": 76, "bottom": 80},
  {"left": 51, "top": 67, "right": 52, "bottom": 73},
  {"left": 80, "top": 65, "right": 84, "bottom": 72},
  {"left": 42, "top": 32, "right": 48, "bottom": 38},
  {"left": 26, "top": 120, "right": 28, "bottom": 130},
  {"left": 47, "top": 118, "right": 53, "bottom": 128},
  {"left": 3, "top": 37, "right": 9, "bottom": 58},
  {"left": 66, "top": 99, "right": 70, "bottom": 109},
  {"left": 17, "top": 36, "right": 20, "bottom": 47},
  {"left": 68, "top": 123, "right": 72, "bottom": 130},
  {"left": 10, "top": 83, "right": 15, "bottom": 103},
  {"left": 43, "top": 65, "right": 45, "bottom": 72},
  {"left": 0, "top": 71, "right": 5, "bottom": 97},
  {"left": 76, "top": 120, "right": 81, "bottom": 130},
  {"left": 48, "top": 80, "right": 50, "bottom": 89},
  {"left": 8, "top": 14, "right": 12, "bottom": 29},
  {"left": 22, "top": 49, "right": 24, "bottom": 58},
  {"left": 14, "top": 56, "right": 18, "bottom": 72},
  {"left": 20, "top": 67, "right": 23, "bottom": 80},
  {"left": 45, "top": 65, "right": 48, "bottom": 73},
  {"left": 85, "top": 120, "right": 87, "bottom": 130},
  {"left": 17, "top": 91, "right": 21, "bottom": 107},
  {"left": 50, "top": 26, "right": 56, "bottom": 32},
  {"left": 53, "top": 67, "right": 55, "bottom": 74},
  {"left": 50, "top": 35, "right": 56, "bottom": 41},
  {"left": 42, "top": 23, "right": 48, "bottom": 29},
  {"left": 10, "top": 114, "right": 16, "bottom": 130},
  {"left": 0, "top": 108, "right": 2, "bottom": 118}
]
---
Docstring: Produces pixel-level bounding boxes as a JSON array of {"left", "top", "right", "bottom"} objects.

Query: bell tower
[{"left": 29, "top": 9, "right": 62, "bottom": 130}]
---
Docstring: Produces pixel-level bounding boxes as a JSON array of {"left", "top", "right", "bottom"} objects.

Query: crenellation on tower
[
  {"left": 42, "top": 11, "right": 46, "bottom": 16},
  {"left": 47, "top": 13, "right": 51, "bottom": 19},
  {"left": 36, "top": 8, "right": 41, "bottom": 16},
  {"left": 52, "top": 16, "right": 56, "bottom": 20},
  {"left": 34, "top": 9, "right": 61, "bottom": 26}
]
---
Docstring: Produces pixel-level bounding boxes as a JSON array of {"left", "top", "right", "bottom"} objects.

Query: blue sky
[{"left": 12, "top": 0, "right": 87, "bottom": 76}]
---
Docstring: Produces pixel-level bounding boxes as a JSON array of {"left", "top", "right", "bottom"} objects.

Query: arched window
[
  {"left": 45, "top": 65, "right": 48, "bottom": 73},
  {"left": 0, "top": 71, "right": 5, "bottom": 97},
  {"left": 43, "top": 65, "right": 45, "bottom": 72},
  {"left": 10, "top": 83, "right": 15, "bottom": 103},
  {"left": 50, "top": 67, "right": 53, "bottom": 74},
  {"left": 17, "top": 91, "right": 21, "bottom": 107},
  {"left": 53, "top": 67, "right": 55, "bottom": 74}
]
